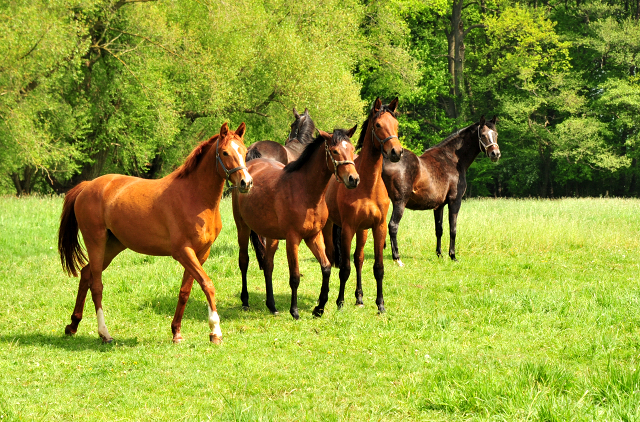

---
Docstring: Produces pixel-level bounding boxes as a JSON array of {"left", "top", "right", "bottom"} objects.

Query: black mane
[
  {"left": 283, "top": 129, "right": 349, "bottom": 173},
  {"left": 297, "top": 113, "right": 316, "bottom": 145},
  {"left": 356, "top": 103, "right": 398, "bottom": 151},
  {"left": 426, "top": 119, "right": 497, "bottom": 152}
]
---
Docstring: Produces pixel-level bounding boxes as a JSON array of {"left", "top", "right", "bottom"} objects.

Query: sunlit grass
[{"left": 0, "top": 196, "right": 639, "bottom": 420}]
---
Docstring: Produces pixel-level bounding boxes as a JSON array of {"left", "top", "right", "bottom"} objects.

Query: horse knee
[{"left": 321, "top": 265, "right": 331, "bottom": 279}]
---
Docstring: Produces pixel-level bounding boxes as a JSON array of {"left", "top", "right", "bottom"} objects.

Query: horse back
[
  {"left": 247, "top": 140, "right": 288, "bottom": 164},
  {"left": 407, "top": 148, "right": 460, "bottom": 210}
]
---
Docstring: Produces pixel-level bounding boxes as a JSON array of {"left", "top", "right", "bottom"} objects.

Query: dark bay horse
[
  {"left": 245, "top": 108, "right": 316, "bottom": 164},
  {"left": 233, "top": 127, "right": 359, "bottom": 319},
  {"left": 58, "top": 123, "right": 252, "bottom": 344},
  {"left": 323, "top": 98, "right": 403, "bottom": 313},
  {"left": 382, "top": 116, "right": 501, "bottom": 265}
]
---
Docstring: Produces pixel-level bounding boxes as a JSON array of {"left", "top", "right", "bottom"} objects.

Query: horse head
[
  {"left": 216, "top": 122, "right": 253, "bottom": 193},
  {"left": 288, "top": 107, "right": 316, "bottom": 145},
  {"left": 371, "top": 97, "right": 403, "bottom": 162},
  {"left": 478, "top": 115, "right": 501, "bottom": 162},
  {"left": 317, "top": 125, "right": 360, "bottom": 189}
]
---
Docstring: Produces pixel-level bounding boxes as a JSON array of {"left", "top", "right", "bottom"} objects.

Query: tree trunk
[
  {"left": 445, "top": 0, "right": 465, "bottom": 120},
  {"left": 10, "top": 166, "right": 36, "bottom": 196}
]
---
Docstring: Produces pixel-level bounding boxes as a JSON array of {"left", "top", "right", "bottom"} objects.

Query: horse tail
[
  {"left": 332, "top": 225, "right": 342, "bottom": 268},
  {"left": 250, "top": 230, "right": 266, "bottom": 270},
  {"left": 58, "top": 182, "right": 90, "bottom": 277},
  {"left": 246, "top": 147, "right": 262, "bottom": 162}
]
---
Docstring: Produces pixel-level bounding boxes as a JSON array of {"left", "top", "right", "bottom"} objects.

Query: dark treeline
[{"left": 1, "top": 0, "right": 638, "bottom": 197}]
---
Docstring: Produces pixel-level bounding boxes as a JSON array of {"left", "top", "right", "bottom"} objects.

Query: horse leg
[
  {"left": 388, "top": 201, "right": 406, "bottom": 267},
  {"left": 434, "top": 205, "right": 445, "bottom": 258},
  {"left": 372, "top": 222, "right": 387, "bottom": 313},
  {"left": 65, "top": 264, "right": 91, "bottom": 336},
  {"left": 336, "top": 225, "right": 355, "bottom": 309},
  {"left": 322, "top": 221, "right": 334, "bottom": 266},
  {"left": 354, "top": 229, "right": 368, "bottom": 307},
  {"left": 174, "top": 246, "right": 222, "bottom": 344},
  {"left": 304, "top": 232, "right": 331, "bottom": 318},
  {"left": 285, "top": 237, "right": 301, "bottom": 320},
  {"left": 85, "top": 233, "right": 125, "bottom": 343},
  {"left": 263, "top": 238, "right": 280, "bottom": 315},
  {"left": 237, "top": 223, "right": 251, "bottom": 310},
  {"left": 448, "top": 200, "right": 461, "bottom": 261},
  {"left": 171, "top": 248, "right": 209, "bottom": 343}
]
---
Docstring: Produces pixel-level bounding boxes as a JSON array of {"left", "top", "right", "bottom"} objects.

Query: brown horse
[
  {"left": 323, "top": 98, "right": 403, "bottom": 313},
  {"left": 245, "top": 108, "right": 316, "bottom": 164},
  {"left": 382, "top": 116, "right": 501, "bottom": 264},
  {"left": 58, "top": 122, "right": 252, "bottom": 344},
  {"left": 233, "top": 126, "right": 359, "bottom": 319}
]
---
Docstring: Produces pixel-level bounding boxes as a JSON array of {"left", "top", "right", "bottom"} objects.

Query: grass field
[{"left": 1, "top": 196, "right": 639, "bottom": 421}]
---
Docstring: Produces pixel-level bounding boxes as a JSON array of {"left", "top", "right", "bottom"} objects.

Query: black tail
[
  {"left": 332, "top": 225, "right": 342, "bottom": 268},
  {"left": 250, "top": 230, "right": 266, "bottom": 270},
  {"left": 246, "top": 147, "right": 262, "bottom": 162}
]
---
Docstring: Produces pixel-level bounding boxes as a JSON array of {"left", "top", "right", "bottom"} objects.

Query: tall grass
[{"left": 0, "top": 196, "right": 639, "bottom": 421}]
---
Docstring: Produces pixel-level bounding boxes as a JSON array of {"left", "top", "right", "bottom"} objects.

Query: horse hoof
[
  {"left": 65, "top": 325, "right": 77, "bottom": 336},
  {"left": 172, "top": 336, "right": 183, "bottom": 344},
  {"left": 336, "top": 301, "right": 344, "bottom": 309},
  {"left": 242, "top": 305, "right": 250, "bottom": 311},
  {"left": 377, "top": 306, "right": 386, "bottom": 314},
  {"left": 100, "top": 335, "right": 114, "bottom": 344},
  {"left": 312, "top": 307, "right": 324, "bottom": 318},
  {"left": 210, "top": 334, "right": 222, "bottom": 344},
  {"left": 394, "top": 259, "right": 405, "bottom": 267},
  {"left": 290, "top": 310, "right": 299, "bottom": 320},
  {"left": 356, "top": 303, "right": 364, "bottom": 308}
]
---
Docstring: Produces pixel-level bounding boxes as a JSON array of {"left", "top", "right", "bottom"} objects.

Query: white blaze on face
[
  {"left": 208, "top": 305, "right": 222, "bottom": 338},
  {"left": 96, "top": 308, "right": 111, "bottom": 340},
  {"left": 342, "top": 141, "right": 348, "bottom": 149},
  {"left": 231, "top": 141, "right": 251, "bottom": 180},
  {"left": 487, "top": 130, "right": 496, "bottom": 144}
]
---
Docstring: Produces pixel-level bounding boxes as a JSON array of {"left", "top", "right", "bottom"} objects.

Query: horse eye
[
  {"left": 332, "top": 150, "right": 338, "bottom": 155},
  {"left": 223, "top": 151, "right": 229, "bottom": 156},
  {"left": 376, "top": 123, "right": 381, "bottom": 128}
]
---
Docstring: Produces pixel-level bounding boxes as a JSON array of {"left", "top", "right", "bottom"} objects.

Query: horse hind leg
[
  {"left": 171, "top": 248, "right": 210, "bottom": 343},
  {"left": 388, "top": 201, "right": 406, "bottom": 267},
  {"left": 65, "top": 264, "right": 91, "bottom": 336},
  {"left": 86, "top": 233, "right": 126, "bottom": 343},
  {"left": 303, "top": 233, "right": 331, "bottom": 318}
]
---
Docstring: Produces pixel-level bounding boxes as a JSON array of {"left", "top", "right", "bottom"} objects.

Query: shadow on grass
[
  {"left": 142, "top": 290, "right": 320, "bottom": 322},
  {"left": 0, "top": 332, "right": 139, "bottom": 351}
]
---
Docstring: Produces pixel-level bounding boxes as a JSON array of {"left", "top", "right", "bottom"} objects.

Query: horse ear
[
  {"left": 235, "top": 122, "right": 246, "bottom": 138},
  {"left": 388, "top": 97, "right": 399, "bottom": 112},
  {"left": 479, "top": 115, "right": 486, "bottom": 126},
  {"left": 220, "top": 122, "right": 229, "bottom": 139},
  {"left": 491, "top": 115, "right": 498, "bottom": 124},
  {"left": 346, "top": 124, "right": 358, "bottom": 138},
  {"left": 293, "top": 107, "right": 300, "bottom": 119},
  {"left": 373, "top": 97, "right": 382, "bottom": 112},
  {"left": 317, "top": 129, "right": 332, "bottom": 142},
  {"left": 304, "top": 108, "right": 309, "bottom": 116}
]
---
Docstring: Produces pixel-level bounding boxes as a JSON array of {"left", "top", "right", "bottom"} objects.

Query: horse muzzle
[
  {"left": 489, "top": 149, "right": 501, "bottom": 163},
  {"left": 346, "top": 174, "right": 360, "bottom": 189},
  {"left": 239, "top": 176, "right": 253, "bottom": 193},
  {"left": 388, "top": 147, "right": 403, "bottom": 163}
]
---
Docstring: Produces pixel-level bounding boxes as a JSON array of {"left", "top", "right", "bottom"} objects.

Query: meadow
[{"left": 0, "top": 195, "right": 639, "bottom": 421}]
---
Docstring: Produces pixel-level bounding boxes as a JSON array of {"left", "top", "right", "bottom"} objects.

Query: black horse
[
  {"left": 246, "top": 108, "right": 316, "bottom": 163},
  {"left": 382, "top": 116, "right": 501, "bottom": 265}
]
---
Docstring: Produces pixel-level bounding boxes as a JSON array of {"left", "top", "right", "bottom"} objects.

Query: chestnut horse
[
  {"left": 245, "top": 108, "right": 316, "bottom": 164},
  {"left": 233, "top": 127, "right": 359, "bottom": 319},
  {"left": 382, "top": 116, "right": 501, "bottom": 264},
  {"left": 323, "top": 98, "right": 403, "bottom": 313},
  {"left": 58, "top": 123, "right": 252, "bottom": 344}
]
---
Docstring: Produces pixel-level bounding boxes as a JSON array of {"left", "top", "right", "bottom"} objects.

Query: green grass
[{"left": 1, "top": 196, "right": 639, "bottom": 421}]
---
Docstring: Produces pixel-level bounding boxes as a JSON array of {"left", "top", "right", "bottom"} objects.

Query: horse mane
[
  {"left": 425, "top": 119, "right": 497, "bottom": 152},
  {"left": 175, "top": 135, "right": 218, "bottom": 178},
  {"left": 284, "top": 129, "right": 346, "bottom": 173},
  {"left": 297, "top": 114, "right": 316, "bottom": 145},
  {"left": 355, "top": 104, "right": 398, "bottom": 151}
]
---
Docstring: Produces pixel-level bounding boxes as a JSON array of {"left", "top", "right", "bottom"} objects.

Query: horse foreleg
[
  {"left": 304, "top": 232, "right": 331, "bottom": 318},
  {"left": 171, "top": 270, "right": 194, "bottom": 343},
  {"left": 285, "top": 238, "right": 301, "bottom": 320},
  {"left": 372, "top": 223, "right": 387, "bottom": 314},
  {"left": 322, "top": 222, "right": 334, "bottom": 267},
  {"left": 354, "top": 229, "right": 368, "bottom": 306},
  {"left": 237, "top": 224, "right": 251, "bottom": 310},
  {"left": 336, "top": 225, "right": 355, "bottom": 309},
  {"left": 448, "top": 201, "right": 461, "bottom": 261},
  {"left": 175, "top": 246, "right": 222, "bottom": 344},
  {"left": 388, "top": 201, "right": 406, "bottom": 266},
  {"left": 263, "top": 238, "right": 279, "bottom": 315},
  {"left": 434, "top": 205, "right": 445, "bottom": 258},
  {"left": 171, "top": 248, "right": 209, "bottom": 343}
]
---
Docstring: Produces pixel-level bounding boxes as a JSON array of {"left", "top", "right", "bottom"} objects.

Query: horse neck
[
  {"left": 294, "top": 143, "right": 334, "bottom": 199},
  {"left": 186, "top": 143, "right": 226, "bottom": 207},
  {"left": 457, "top": 127, "right": 483, "bottom": 170},
  {"left": 357, "top": 121, "right": 384, "bottom": 192}
]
